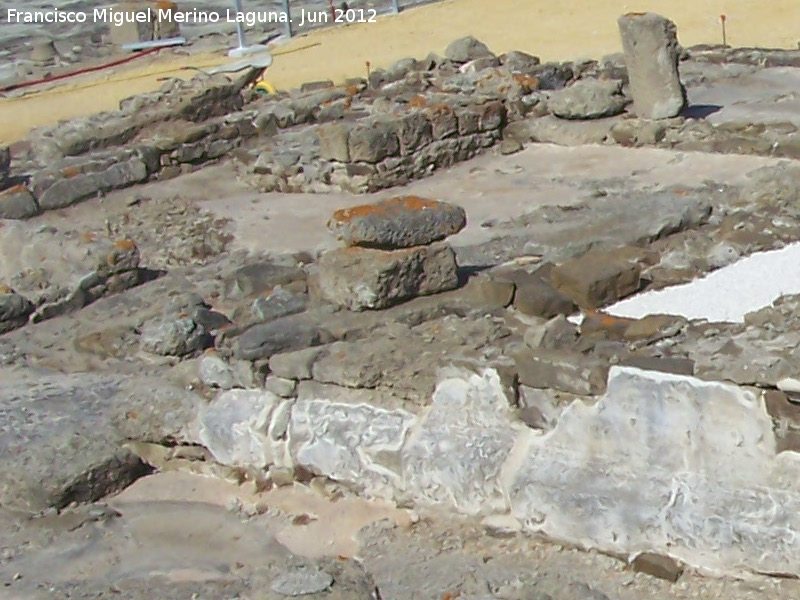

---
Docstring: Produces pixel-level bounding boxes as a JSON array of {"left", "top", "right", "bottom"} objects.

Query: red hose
[{"left": 0, "top": 46, "right": 163, "bottom": 94}]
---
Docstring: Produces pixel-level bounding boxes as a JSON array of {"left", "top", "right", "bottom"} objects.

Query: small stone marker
[{"left": 618, "top": 12, "right": 687, "bottom": 119}]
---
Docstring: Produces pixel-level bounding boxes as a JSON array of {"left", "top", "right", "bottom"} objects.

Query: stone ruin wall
[{"left": 8, "top": 15, "right": 800, "bottom": 582}]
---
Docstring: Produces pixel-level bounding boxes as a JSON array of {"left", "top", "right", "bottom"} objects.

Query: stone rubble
[{"left": 10, "top": 19, "right": 800, "bottom": 597}]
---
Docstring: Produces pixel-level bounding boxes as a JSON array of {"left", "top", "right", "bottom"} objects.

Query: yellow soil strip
[{"left": 2, "top": 0, "right": 798, "bottom": 145}]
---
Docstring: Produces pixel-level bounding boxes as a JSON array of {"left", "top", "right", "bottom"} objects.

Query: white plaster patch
[{"left": 605, "top": 242, "right": 800, "bottom": 323}]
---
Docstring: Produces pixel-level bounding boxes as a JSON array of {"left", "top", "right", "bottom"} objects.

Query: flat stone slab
[
  {"left": 327, "top": 196, "right": 467, "bottom": 249},
  {"left": 0, "top": 369, "right": 199, "bottom": 512},
  {"left": 688, "top": 66, "right": 800, "bottom": 127}
]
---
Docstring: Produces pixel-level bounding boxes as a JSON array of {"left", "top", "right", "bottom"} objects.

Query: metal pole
[
  {"left": 391, "top": 0, "right": 400, "bottom": 14},
  {"left": 281, "top": 0, "right": 292, "bottom": 38},
  {"left": 227, "top": 0, "right": 270, "bottom": 57},
  {"left": 232, "top": 0, "right": 247, "bottom": 50}
]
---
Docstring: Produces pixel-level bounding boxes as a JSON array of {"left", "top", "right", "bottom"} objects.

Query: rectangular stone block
[
  {"left": 37, "top": 157, "right": 148, "bottom": 211},
  {"left": 618, "top": 12, "right": 686, "bottom": 119},
  {"left": 348, "top": 120, "right": 400, "bottom": 163},
  {"left": 396, "top": 111, "right": 433, "bottom": 155},
  {"left": 313, "top": 242, "right": 459, "bottom": 311},
  {"left": 514, "top": 348, "right": 609, "bottom": 395},
  {"left": 317, "top": 122, "right": 351, "bottom": 162},
  {"left": 425, "top": 105, "right": 459, "bottom": 140},
  {"left": 549, "top": 247, "right": 642, "bottom": 309}
]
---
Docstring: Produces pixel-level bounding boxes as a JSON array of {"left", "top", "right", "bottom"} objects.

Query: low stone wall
[{"left": 198, "top": 364, "right": 800, "bottom": 579}]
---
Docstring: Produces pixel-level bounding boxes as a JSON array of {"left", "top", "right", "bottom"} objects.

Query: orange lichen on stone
[
  {"left": 625, "top": 11, "right": 648, "bottom": 17},
  {"left": 0, "top": 183, "right": 28, "bottom": 195},
  {"left": 513, "top": 74, "right": 540, "bottom": 92},
  {"left": 408, "top": 95, "right": 428, "bottom": 108},
  {"left": 60, "top": 166, "right": 83, "bottom": 178},
  {"left": 0, "top": 284, "right": 13, "bottom": 294},
  {"left": 345, "top": 84, "right": 360, "bottom": 96},
  {"left": 80, "top": 231, "right": 97, "bottom": 243},
  {"left": 581, "top": 309, "right": 636, "bottom": 336},
  {"left": 114, "top": 238, "right": 137, "bottom": 250},
  {"left": 331, "top": 196, "right": 439, "bottom": 224},
  {"left": 156, "top": 1, "right": 177, "bottom": 10}
]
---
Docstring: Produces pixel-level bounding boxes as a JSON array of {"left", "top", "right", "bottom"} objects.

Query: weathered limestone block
[
  {"left": 226, "top": 261, "right": 306, "bottom": 299},
  {"left": 508, "top": 115, "right": 617, "bottom": 146},
  {"left": 289, "top": 400, "right": 416, "bottom": 496},
  {"left": 0, "top": 371, "right": 199, "bottom": 512},
  {"left": 512, "top": 274, "right": 577, "bottom": 318},
  {"left": 198, "top": 389, "right": 282, "bottom": 470},
  {"left": 234, "top": 313, "right": 325, "bottom": 361},
  {"left": 424, "top": 105, "right": 459, "bottom": 140},
  {"left": 514, "top": 348, "right": 609, "bottom": 395},
  {"left": 502, "top": 51, "right": 542, "bottom": 73},
  {"left": 0, "top": 184, "right": 40, "bottom": 219},
  {"left": 507, "top": 367, "right": 800, "bottom": 578},
  {"left": 317, "top": 122, "right": 351, "bottom": 162},
  {"left": 327, "top": 196, "right": 467, "bottom": 249},
  {"left": 618, "top": 12, "right": 687, "bottom": 119},
  {"left": 140, "top": 317, "right": 210, "bottom": 357},
  {"left": 548, "top": 79, "right": 629, "bottom": 120},
  {"left": 550, "top": 247, "right": 642, "bottom": 308},
  {"left": 198, "top": 351, "right": 260, "bottom": 389},
  {"left": 269, "top": 346, "right": 328, "bottom": 380},
  {"left": 402, "top": 368, "right": 523, "bottom": 514},
  {"left": 36, "top": 156, "right": 149, "bottom": 211},
  {"left": 475, "top": 101, "right": 507, "bottom": 131},
  {"left": 251, "top": 286, "right": 308, "bottom": 323},
  {"left": 0, "top": 287, "right": 34, "bottom": 333},
  {"left": 348, "top": 120, "right": 400, "bottom": 163},
  {"left": 264, "top": 376, "right": 297, "bottom": 398},
  {"left": 312, "top": 243, "right": 459, "bottom": 311},
  {"left": 444, "top": 36, "right": 496, "bottom": 64},
  {"left": 0, "top": 223, "right": 142, "bottom": 327},
  {"left": 463, "top": 274, "right": 516, "bottom": 308},
  {"left": 396, "top": 111, "right": 434, "bottom": 155}
]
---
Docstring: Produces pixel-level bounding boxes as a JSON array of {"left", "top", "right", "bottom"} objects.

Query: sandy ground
[{"left": 2, "top": 0, "right": 799, "bottom": 144}]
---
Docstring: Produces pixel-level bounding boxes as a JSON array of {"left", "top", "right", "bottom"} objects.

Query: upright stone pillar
[{"left": 618, "top": 12, "right": 686, "bottom": 119}]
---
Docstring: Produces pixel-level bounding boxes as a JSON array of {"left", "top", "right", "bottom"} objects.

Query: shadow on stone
[{"left": 682, "top": 104, "right": 722, "bottom": 119}]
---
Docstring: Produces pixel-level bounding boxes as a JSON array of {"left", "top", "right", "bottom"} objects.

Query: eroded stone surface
[
  {"left": 312, "top": 243, "right": 459, "bottom": 310},
  {"left": 199, "top": 389, "right": 281, "bottom": 470},
  {"left": 618, "top": 12, "right": 686, "bottom": 119},
  {"left": 508, "top": 367, "right": 800, "bottom": 577},
  {"left": 327, "top": 196, "right": 467, "bottom": 249},
  {"left": 0, "top": 370, "right": 199, "bottom": 512},
  {"left": 289, "top": 400, "right": 415, "bottom": 497},
  {"left": 548, "top": 79, "right": 629, "bottom": 120},
  {"left": 402, "top": 369, "right": 522, "bottom": 515}
]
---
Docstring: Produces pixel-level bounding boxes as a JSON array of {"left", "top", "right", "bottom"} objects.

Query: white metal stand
[{"left": 228, "top": 0, "right": 269, "bottom": 57}]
